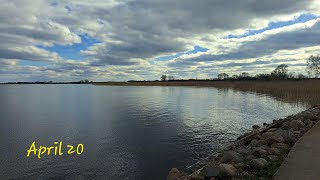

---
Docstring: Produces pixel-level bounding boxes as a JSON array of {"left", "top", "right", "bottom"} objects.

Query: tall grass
[{"left": 94, "top": 79, "right": 320, "bottom": 106}]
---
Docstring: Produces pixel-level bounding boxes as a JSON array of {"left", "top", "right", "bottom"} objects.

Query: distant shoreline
[
  {"left": 2, "top": 79, "right": 320, "bottom": 106},
  {"left": 95, "top": 79, "right": 320, "bottom": 106},
  {"left": 93, "top": 79, "right": 319, "bottom": 87}
]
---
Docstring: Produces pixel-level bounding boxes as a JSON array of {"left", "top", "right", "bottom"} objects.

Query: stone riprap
[{"left": 167, "top": 105, "right": 320, "bottom": 180}]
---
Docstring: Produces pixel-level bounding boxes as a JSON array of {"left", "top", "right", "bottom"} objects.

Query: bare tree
[
  {"left": 217, "top": 73, "right": 229, "bottom": 80},
  {"left": 168, "top": 76, "right": 175, "bottom": 81},
  {"left": 271, "top": 64, "right": 288, "bottom": 79},
  {"left": 161, "top": 75, "right": 167, "bottom": 81},
  {"left": 307, "top": 55, "right": 320, "bottom": 78}
]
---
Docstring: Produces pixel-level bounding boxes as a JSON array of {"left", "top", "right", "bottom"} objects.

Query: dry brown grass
[{"left": 94, "top": 79, "right": 320, "bottom": 106}]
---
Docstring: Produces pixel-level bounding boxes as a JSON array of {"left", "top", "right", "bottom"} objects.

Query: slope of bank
[{"left": 167, "top": 105, "right": 320, "bottom": 180}]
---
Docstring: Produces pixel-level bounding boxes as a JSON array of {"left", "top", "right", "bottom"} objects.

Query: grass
[{"left": 94, "top": 79, "right": 320, "bottom": 106}]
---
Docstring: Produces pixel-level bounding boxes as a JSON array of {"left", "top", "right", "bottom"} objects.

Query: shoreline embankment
[{"left": 167, "top": 105, "right": 320, "bottom": 180}]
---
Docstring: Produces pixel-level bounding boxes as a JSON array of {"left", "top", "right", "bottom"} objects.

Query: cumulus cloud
[
  {"left": 1, "top": 0, "right": 320, "bottom": 81},
  {"left": 169, "top": 19, "right": 320, "bottom": 67}
]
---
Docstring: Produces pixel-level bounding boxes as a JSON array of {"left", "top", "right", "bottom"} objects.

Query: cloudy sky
[{"left": 0, "top": 0, "right": 320, "bottom": 82}]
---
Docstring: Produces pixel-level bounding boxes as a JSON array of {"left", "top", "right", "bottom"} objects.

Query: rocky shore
[{"left": 167, "top": 105, "right": 320, "bottom": 180}]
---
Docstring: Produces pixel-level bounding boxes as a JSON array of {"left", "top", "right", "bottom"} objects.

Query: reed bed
[{"left": 94, "top": 79, "right": 320, "bottom": 106}]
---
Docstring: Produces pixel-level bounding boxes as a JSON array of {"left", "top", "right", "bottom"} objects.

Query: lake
[{"left": 0, "top": 85, "right": 307, "bottom": 180}]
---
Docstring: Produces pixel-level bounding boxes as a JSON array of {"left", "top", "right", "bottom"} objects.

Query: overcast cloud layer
[{"left": 0, "top": 0, "right": 320, "bottom": 82}]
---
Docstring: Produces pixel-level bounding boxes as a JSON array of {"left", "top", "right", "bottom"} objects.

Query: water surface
[{"left": 0, "top": 85, "right": 307, "bottom": 179}]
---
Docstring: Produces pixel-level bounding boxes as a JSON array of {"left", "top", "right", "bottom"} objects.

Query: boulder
[
  {"left": 266, "top": 134, "right": 285, "bottom": 144},
  {"left": 298, "top": 111, "right": 319, "bottom": 121},
  {"left": 289, "top": 120, "right": 306, "bottom": 131},
  {"left": 220, "top": 151, "right": 243, "bottom": 164},
  {"left": 245, "top": 154, "right": 257, "bottom": 161},
  {"left": 261, "top": 132, "right": 274, "bottom": 140},
  {"left": 306, "top": 123, "right": 314, "bottom": 130},
  {"left": 202, "top": 165, "right": 221, "bottom": 178},
  {"left": 219, "top": 164, "right": 237, "bottom": 177},
  {"left": 190, "top": 174, "right": 205, "bottom": 180},
  {"left": 235, "top": 148, "right": 251, "bottom": 156},
  {"left": 274, "top": 129, "right": 296, "bottom": 144},
  {"left": 250, "top": 158, "right": 269, "bottom": 170},
  {"left": 234, "top": 162, "right": 245, "bottom": 169},
  {"left": 271, "top": 143, "right": 290, "bottom": 151},
  {"left": 260, "top": 145, "right": 271, "bottom": 152},
  {"left": 267, "top": 128, "right": 278, "bottom": 132},
  {"left": 300, "top": 127, "right": 307, "bottom": 133},
  {"left": 167, "top": 168, "right": 181, "bottom": 180},
  {"left": 303, "top": 119, "right": 313, "bottom": 126},
  {"left": 244, "top": 134, "right": 262, "bottom": 145},
  {"left": 268, "top": 148, "right": 280, "bottom": 155},
  {"left": 237, "top": 132, "right": 251, "bottom": 140},
  {"left": 268, "top": 155, "right": 278, "bottom": 162},
  {"left": 249, "top": 139, "right": 267, "bottom": 147},
  {"left": 252, "top": 125, "right": 261, "bottom": 129},
  {"left": 252, "top": 148, "right": 267, "bottom": 157}
]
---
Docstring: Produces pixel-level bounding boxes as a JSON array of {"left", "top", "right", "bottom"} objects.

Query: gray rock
[
  {"left": 267, "top": 128, "right": 278, "bottom": 132},
  {"left": 234, "top": 162, "right": 245, "bottom": 169},
  {"left": 235, "top": 147, "right": 251, "bottom": 156},
  {"left": 252, "top": 125, "right": 261, "bottom": 129},
  {"left": 167, "top": 168, "right": 181, "bottom": 180},
  {"left": 307, "top": 123, "right": 314, "bottom": 130},
  {"left": 268, "top": 148, "right": 280, "bottom": 155},
  {"left": 271, "top": 143, "right": 290, "bottom": 151},
  {"left": 190, "top": 174, "right": 205, "bottom": 180},
  {"left": 300, "top": 127, "right": 307, "bottom": 133},
  {"left": 274, "top": 129, "right": 296, "bottom": 144},
  {"left": 249, "top": 139, "right": 267, "bottom": 147},
  {"left": 266, "top": 134, "right": 285, "bottom": 144},
  {"left": 202, "top": 165, "right": 220, "bottom": 178},
  {"left": 298, "top": 111, "right": 319, "bottom": 121},
  {"left": 261, "top": 132, "right": 274, "bottom": 140},
  {"left": 237, "top": 132, "right": 251, "bottom": 140},
  {"left": 219, "top": 164, "right": 237, "bottom": 177},
  {"left": 281, "top": 123, "right": 290, "bottom": 130},
  {"left": 244, "top": 134, "right": 262, "bottom": 145},
  {"left": 220, "top": 151, "right": 243, "bottom": 164},
  {"left": 252, "top": 148, "right": 267, "bottom": 157},
  {"left": 303, "top": 119, "right": 313, "bottom": 126},
  {"left": 293, "top": 131, "right": 301, "bottom": 134},
  {"left": 245, "top": 154, "right": 257, "bottom": 161},
  {"left": 268, "top": 155, "right": 278, "bottom": 162},
  {"left": 289, "top": 120, "right": 306, "bottom": 131},
  {"left": 260, "top": 145, "right": 271, "bottom": 152},
  {"left": 250, "top": 158, "right": 269, "bottom": 170}
]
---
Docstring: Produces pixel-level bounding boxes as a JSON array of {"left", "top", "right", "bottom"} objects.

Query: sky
[{"left": 0, "top": 0, "right": 320, "bottom": 82}]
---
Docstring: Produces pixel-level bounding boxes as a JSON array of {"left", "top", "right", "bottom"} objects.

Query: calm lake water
[{"left": 0, "top": 85, "right": 307, "bottom": 180}]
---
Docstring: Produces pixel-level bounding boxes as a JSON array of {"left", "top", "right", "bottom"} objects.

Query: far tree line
[{"left": 160, "top": 55, "right": 320, "bottom": 81}]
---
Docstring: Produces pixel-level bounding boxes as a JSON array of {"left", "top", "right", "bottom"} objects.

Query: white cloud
[{"left": 1, "top": 0, "right": 320, "bottom": 81}]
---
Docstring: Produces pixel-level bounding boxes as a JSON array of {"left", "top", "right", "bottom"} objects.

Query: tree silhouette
[{"left": 307, "top": 55, "right": 320, "bottom": 78}]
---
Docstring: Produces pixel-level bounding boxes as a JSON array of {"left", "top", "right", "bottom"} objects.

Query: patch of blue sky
[
  {"left": 38, "top": 34, "right": 101, "bottom": 60},
  {"left": 156, "top": 45, "right": 208, "bottom": 61},
  {"left": 227, "top": 13, "right": 319, "bottom": 39},
  {"left": 19, "top": 60, "right": 49, "bottom": 67}
]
